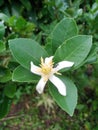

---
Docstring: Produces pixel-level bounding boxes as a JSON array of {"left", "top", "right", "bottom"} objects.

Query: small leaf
[
  {"left": 12, "top": 65, "right": 40, "bottom": 82},
  {"left": 15, "top": 17, "right": 27, "bottom": 30},
  {"left": 54, "top": 35, "right": 92, "bottom": 68},
  {"left": 9, "top": 38, "right": 48, "bottom": 69},
  {"left": 49, "top": 76, "right": 77, "bottom": 116},
  {"left": 0, "top": 94, "right": 12, "bottom": 119},
  {"left": 4, "top": 85, "right": 16, "bottom": 98},
  {"left": 0, "top": 67, "right": 12, "bottom": 83}
]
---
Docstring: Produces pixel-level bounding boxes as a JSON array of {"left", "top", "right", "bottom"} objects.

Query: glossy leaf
[
  {"left": 49, "top": 76, "right": 77, "bottom": 116},
  {"left": 9, "top": 38, "right": 48, "bottom": 69},
  {"left": 12, "top": 65, "right": 40, "bottom": 82},
  {"left": 46, "top": 18, "right": 78, "bottom": 53},
  {"left": 54, "top": 35, "right": 92, "bottom": 68}
]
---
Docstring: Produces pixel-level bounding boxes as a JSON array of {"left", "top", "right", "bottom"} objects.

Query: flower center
[
  {"left": 40, "top": 57, "right": 54, "bottom": 75},
  {"left": 41, "top": 65, "right": 52, "bottom": 75}
]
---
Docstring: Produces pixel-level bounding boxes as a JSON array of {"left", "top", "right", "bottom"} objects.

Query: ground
[{"left": 0, "top": 90, "right": 97, "bottom": 130}]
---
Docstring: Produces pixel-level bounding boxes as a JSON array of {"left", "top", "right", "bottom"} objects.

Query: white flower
[{"left": 30, "top": 56, "right": 74, "bottom": 96}]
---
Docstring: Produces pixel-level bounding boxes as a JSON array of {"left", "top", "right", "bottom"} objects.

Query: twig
[{"left": 0, "top": 114, "right": 24, "bottom": 122}]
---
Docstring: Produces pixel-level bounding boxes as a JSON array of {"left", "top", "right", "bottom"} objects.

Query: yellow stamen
[
  {"left": 55, "top": 72, "right": 62, "bottom": 75},
  {"left": 39, "top": 57, "right": 54, "bottom": 75},
  {"left": 38, "top": 57, "right": 60, "bottom": 77}
]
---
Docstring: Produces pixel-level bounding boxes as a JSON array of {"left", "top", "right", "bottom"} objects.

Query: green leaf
[
  {"left": 0, "top": 21, "right": 5, "bottom": 39},
  {"left": 0, "top": 94, "right": 12, "bottom": 119},
  {"left": 9, "top": 38, "right": 48, "bottom": 69},
  {"left": 49, "top": 76, "right": 77, "bottom": 116},
  {"left": 0, "top": 40, "right": 5, "bottom": 52},
  {"left": 46, "top": 18, "right": 78, "bottom": 53},
  {"left": 12, "top": 65, "right": 40, "bottom": 82},
  {"left": 15, "top": 17, "right": 27, "bottom": 30},
  {"left": 45, "top": 38, "right": 54, "bottom": 55},
  {"left": 54, "top": 35, "right": 92, "bottom": 68},
  {"left": 0, "top": 67, "right": 12, "bottom": 83},
  {"left": 4, "top": 85, "right": 16, "bottom": 98},
  {"left": 0, "top": 13, "right": 9, "bottom": 23},
  {"left": 8, "top": 16, "right": 17, "bottom": 27},
  {"left": 84, "top": 45, "right": 97, "bottom": 64}
]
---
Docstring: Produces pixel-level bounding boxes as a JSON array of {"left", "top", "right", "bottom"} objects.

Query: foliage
[{"left": 0, "top": 0, "right": 98, "bottom": 129}]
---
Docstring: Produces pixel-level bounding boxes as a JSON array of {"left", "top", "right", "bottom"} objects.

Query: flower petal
[
  {"left": 55, "top": 61, "right": 74, "bottom": 71},
  {"left": 49, "top": 75, "right": 66, "bottom": 96},
  {"left": 30, "top": 61, "right": 41, "bottom": 75},
  {"left": 45, "top": 56, "right": 54, "bottom": 64},
  {"left": 36, "top": 77, "right": 47, "bottom": 94}
]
